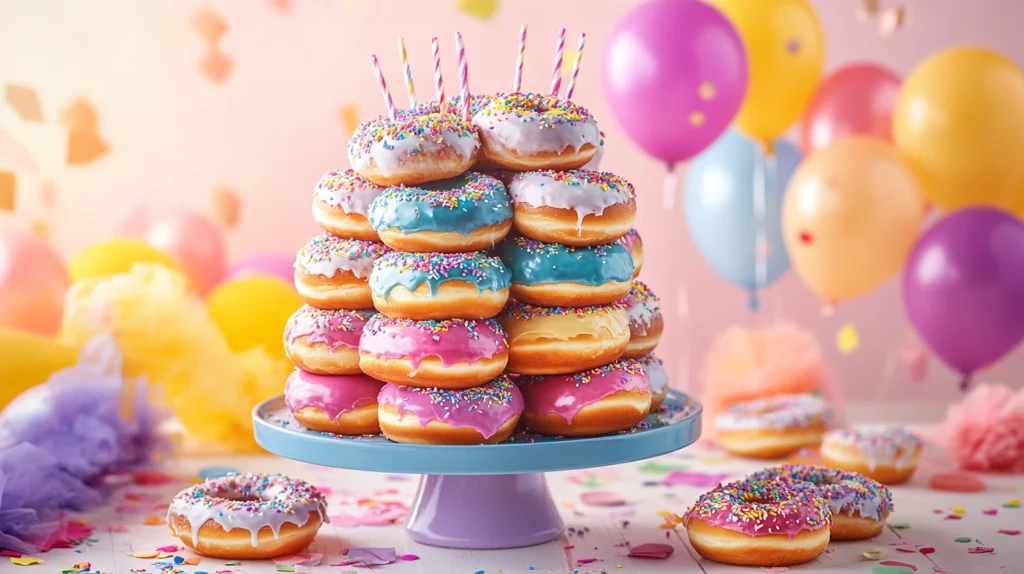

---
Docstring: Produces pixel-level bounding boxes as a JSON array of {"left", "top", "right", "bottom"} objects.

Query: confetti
[
  {"left": 4, "top": 85, "right": 44, "bottom": 121},
  {"left": 952, "top": 507, "right": 965, "bottom": 514},
  {"left": 225, "top": 561, "right": 241, "bottom": 566},
  {"left": 930, "top": 472, "right": 986, "bottom": 492},
  {"left": 200, "top": 48, "right": 233, "bottom": 84},
  {"left": 340, "top": 105, "right": 360, "bottom": 133},
  {"left": 60, "top": 99, "right": 98, "bottom": 130},
  {"left": 346, "top": 547, "right": 396, "bottom": 566},
  {"left": 982, "top": 508, "right": 998, "bottom": 515},
  {"left": 0, "top": 171, "right": 14, "bottom": 212},
  {"left": 627, "top": 543, "right": 674, "bottom": 559},
  {"left": 895, "top": 543, "right": 917, "bottom": 552},
  {"left": 999, "top": 529, "right": 1021, "bottom": 535},
  {"left": 131, "top": 551, "right": 160, "bottom": 559},
  {"left": 639, "top": 461, "right": 688, "bottom": 473},
  {"left": 856, "top": 0, "right": 879, "bottom": 19},
  {"left": 275, "top": 565, "right": 295, "bottom": 572},
  {"left": 1005, "top": 499, "right": 1021, "bottom": 508},
  {"left": 400, "top": 554, "right": 419, "bottom": 561},
  {"left": 863, "top": 549, "right": 887, "bottom": 560},
  {"left": 891, "top": 522, "right": 911, "bottom": 529},
  {"left": 955, "top": 537, "right": 972, "bottom": 543},
  {"left": 577, "top": 558, "right": 599, "bottom": 564},
  {"left": 878, "top": 562, "right": 917, "bottom": 572},
  {"left": 274, "top": 554, "right": 322, "bottom": 566},
  {"left": 837, "top": 323, "right": 859, "bottom": 354},
  {"left": 662, "top": 470, "right": 728, "bottom": 487},
  {"left": 192, "top": 7, "right": 228, "bottom": 44},
  {"left": 968, "top": 546, "right": 995, "bottom": 554},
  {"left": 67, "top": 127, "right": 108, "bottom": 165},
  {"left": 142, "top": 515, "right": 163, "bottom": 525},
  {"left": 878, "top": 6, "right": 906, "bottom": 36},
  {"left": 456, "top": 0, "right": 498, "bottom": 20},
  {"left": 919, "top": 547, "right": 935, "bottom": 555},
  {"left": 580, "top": 491, "right": 627, "bottom": 507},
  {"left": 10, "top": 557, "right": 43, "bottom": 566}
]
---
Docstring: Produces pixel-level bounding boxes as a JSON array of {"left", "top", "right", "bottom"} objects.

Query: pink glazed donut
[
  {"left": 283, "top": 305, "right": 375, "bottom": 375},
  {"left": 359, "top": 315, "right": 508, "bottom": 389},
  {"left": 519, "top": 358, "right": 651, "bottom": 437},
  {"left": 285, "top": 369, "right": 384, "bottom": 435}
]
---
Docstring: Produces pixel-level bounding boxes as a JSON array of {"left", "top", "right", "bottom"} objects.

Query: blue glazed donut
[{"left": 497, "top": 236, "right": 633, "bottom": 307}]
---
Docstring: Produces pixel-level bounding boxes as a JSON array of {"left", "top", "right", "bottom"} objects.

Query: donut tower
[{"left": 282, "top": 27, "right": 666, "bottom": 444}]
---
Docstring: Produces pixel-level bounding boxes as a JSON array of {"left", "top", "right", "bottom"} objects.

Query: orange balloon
[
  {"left": 0, "top": 230, "right": 69, "bottom": 335},
  {"left": 782, "top": 137, "right": 925, "bottom": 303}
]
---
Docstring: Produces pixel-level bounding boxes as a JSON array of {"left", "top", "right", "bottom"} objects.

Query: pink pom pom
[{"left": 941, "top": 383, "right": 1024, "bottom": 473}]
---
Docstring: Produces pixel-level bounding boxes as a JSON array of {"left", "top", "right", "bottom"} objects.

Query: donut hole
[{"left": 211, "top": 489, "right": 264, "bottom": 503}]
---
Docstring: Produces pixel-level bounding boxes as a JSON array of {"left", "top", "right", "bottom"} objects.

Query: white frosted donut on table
[
  {"left": 715, "top": 393, "right": 834, "bottom": 459},
  {"left": 820, "top": 425, "right": 923, "bottom": 484}
]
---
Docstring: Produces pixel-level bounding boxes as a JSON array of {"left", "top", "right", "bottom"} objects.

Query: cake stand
[{"left": 253, "top": 390, "right": 701, "bottom": 550}]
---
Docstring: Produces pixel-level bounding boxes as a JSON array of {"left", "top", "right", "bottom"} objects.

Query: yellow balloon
[
  {"left": 207, "top": 275, "right": 301, "bottom": 360},
  {"left": 783, "top": 137, "right": 925, "bottom": 304},
  {"left": 70, "top": 237, "right": 179, "bottom": 283},
  {"left": 0, "top": 327, "right": 79, "bottom": 409},
  {"left": 707, "top": 0, "right": 824, "bottom": 142},
  {"left": 893, "top": 47, "right": 1024, "bottom": 212},
  {"left": 1011, "top": 187, "right": 1024, "bottom": 221}
]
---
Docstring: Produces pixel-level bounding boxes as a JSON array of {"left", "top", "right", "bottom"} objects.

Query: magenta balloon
[
  {"left": 801, "top": 63, "right": 901, "bottom": 153},
  {"left": 903, "top": 208, "right": 1024, "bottom": 385},
  {"left": 227, "top": 253, "right": 295, "bottom": 284},
  {"left": 603, "top": 0, "right": 748, "bottom": 165}
]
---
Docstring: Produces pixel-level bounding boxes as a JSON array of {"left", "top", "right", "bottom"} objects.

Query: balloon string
[
  {"left": 751, "top": 143, "right": 769, "bottom": 314},
  {"left": 960, "top": 372, "right": 972, "bottom": 392},
  {"left": 678, "top": 284, "right": 691, "bottom": 393},
  {"left": 663, "top": 164, "right": 677, "bottom": 210}
]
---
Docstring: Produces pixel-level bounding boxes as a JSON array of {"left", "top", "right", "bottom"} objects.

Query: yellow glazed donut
[
  {"left": 715, "top": 394, "right": 834, "bottom": 459},
  {"left": 283, "top": 305, "right": 374, "bottom": 375},
  {"left": 617, "top": 228, "right": 644, "bottom": 278},
  {"left": 509, "top": 170, "right": 636, "bottom": 246},
  {"left": 293, "top": 234, "right": 390, "bottom": 309},
  {"left": 820, "top": 425, "right": 923, "bottom": 484},
  {"left": 621, "top": 280, "right": 663, "bottom": 359},
  {"left": 285, "top": 369, "right": 383, "bottom": 435},
  {"left": 311, "top": 169, "right": 383, "bottom": 240},
  {"left": 498, "top": 300, "right": 629, "bottom": 375}
]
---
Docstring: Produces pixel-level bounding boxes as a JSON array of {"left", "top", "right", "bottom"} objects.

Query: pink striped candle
[
  {"left": 397, "top": 37, "right": 416, "bottom": 108},
  {"left": 513, "top": 24, "right": 527, "bottom": 93},
  {"left": 565, "top": 33, "right": 585, "bottom": 100},
  {"left": 455, "top": 32, "right": 470, "bottom": 120},
  {"left": 550, "top": 26, "right": 565, "bottom": 96},
  {"left": 431, "top": 37, "right": 445, "bottom": 113},
  {"left": 369, "top": 54, "right": 396, "bottom": 120}
]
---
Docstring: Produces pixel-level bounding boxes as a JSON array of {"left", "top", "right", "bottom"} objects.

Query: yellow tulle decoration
[{"left": 61, "top": 263, "right": 290, "bottom": 452}]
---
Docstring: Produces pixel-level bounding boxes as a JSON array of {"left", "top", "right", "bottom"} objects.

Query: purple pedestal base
[{"left": 405, "top": 473, "right": 564, "bottom": 549}]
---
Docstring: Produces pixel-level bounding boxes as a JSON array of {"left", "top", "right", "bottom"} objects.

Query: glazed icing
[
  {"left": 369, "top": 172, "right": 511, "bottom": 235},
  {"left": 285, "top": 369, "right": 383, "bottom": 421},
  {"left": 683, "top": 479, "right": 831, "bottom": 538},
  {"left": 623, "top": 280, "right": 661, "bottom": 335},
  {"left": 822, "top": 425, "right": 923, "bottom": 470},
  {"left": 369, "top": 251, "right": 511, "bottom": 297},
  {"left": 581, "top": 130, "right": 605, "bottom": 171},
  {"left": 295, "top": 234, "right": 391, "bottom": 279},
  {"left": 617, "top": 228, "right": 641, "bottom": 253},
  {"left": 314, "top": 169, "right": 383, "bottom": 216},
  {"left": 498, "top": 236, "right": 633, "bottom": 286},
  {"left": 509, "top": 170, "right": 635, "bottom": 229},
  {"left": 637, "top": 353, "right": 669, "bottom": 394},
  {"left": 716, "top": 393, "right": 833, "bottom": 432},
  {"left": 473, "top": 92, "right": 600, "bottom": 155},
  {"left": 499, "top": 301, "right": 629, "bottom": 345},
  {"left": 284, "top": 305, "right": 374, "bottom": 351},
  {"left": 749, "top": 464, "right": 894, "bottom": 521},
  {"left": 519, "top": 358, "right": 649, "bottom": 424},
  {"left": 348, "top": 112, "right": 480, "bottom": 176},
  {"left": 167, "top": 473, "right": 328, "bottom": 547},
  {"left": 377, "top": 375, "right": 524, "bottom": 439},
  {"left": 359, "top": 315, "right": 508, "bottom": 367}
]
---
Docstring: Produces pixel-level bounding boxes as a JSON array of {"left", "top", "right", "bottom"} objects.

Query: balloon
[
  {"left": 685, "top": 130, "right": 801, "bottom": 303},
  {"left": 207, "top": 275, "right": 301, "bottom": 360},
  {"left": 69, "top": 237, "right": 180, "bottom": 282},
  {"left": 782, "top": 137, "right": 924, "bottom": 304},
  {"left": 0, "top": 230, "right": 69, "bottom": 335},
  {"left": 603, "top": 0, "right": 748, "bottom": 165},
  {"left": 121, "top": 206, "right": 226, "bottom": 294},
  {"left": 801, "top": 63, "right": 901, "bottom": 153},
  {"left": 893, "top": 47, "right": 1024, "bottom": 212},
  {"left": 0, "top": 327, "right": 79, "bottom": 409},
  {"left": 1014, "top": 190, "right": 1024, "bottom": 221},
  {"left": 226, "top": 252, "right": 295, "bottom": 284},
  {"left": 707, "top": 0, "right": 824, "bottom": 142},
  {"left": 903, "top": 209, "right": 1024, "bottom": 387}
]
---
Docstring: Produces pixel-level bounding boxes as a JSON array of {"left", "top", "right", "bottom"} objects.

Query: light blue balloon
[{"left": 684, "top": 129, "right": 801, "bottom": 306}]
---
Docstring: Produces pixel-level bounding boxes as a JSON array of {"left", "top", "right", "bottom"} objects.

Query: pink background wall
[{"left": 1, "top": 0, "right": 1021, "bottom": 403}]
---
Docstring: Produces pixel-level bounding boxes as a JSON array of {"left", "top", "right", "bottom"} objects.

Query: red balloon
[
  {"left": 0, "top": 230, "right": 69, "bottom": 335},
  {"left": 800, "top": 63, "right": 901, "bottom": 153},
  {"left": 120, "top": 205, "right": 226, "bottom": 295}
]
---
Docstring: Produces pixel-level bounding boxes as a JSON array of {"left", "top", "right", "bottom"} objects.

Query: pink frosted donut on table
[
  {"left": 377, "top": 375, "right": 524, "bottom": 445},
  {"left": 312, "top": 169, "right": 384, "bottom": 240},
  {"left": 283, "top": 305, "right": 374, "bottom": 375},
  {"left": 358, "top": 315, "right": 508, "bottom": 389},
  {"left": 519, "top": 358, "right": 651, "bottom": 437},
  {"left": 285, "top": 369, "right": 384, "bottom": 435}
]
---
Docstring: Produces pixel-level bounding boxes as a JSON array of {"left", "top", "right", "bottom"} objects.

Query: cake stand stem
[{"left": 405, "top": 473, "right": 564, "bottom": 549}]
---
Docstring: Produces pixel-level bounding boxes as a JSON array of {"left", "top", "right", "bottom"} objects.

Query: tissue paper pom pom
[
  {"left": 941, "top": 383, "right": 1024, "bottom": 473},
  {"left": 700, "top": 322, "right": 843, "bottom": 437}
]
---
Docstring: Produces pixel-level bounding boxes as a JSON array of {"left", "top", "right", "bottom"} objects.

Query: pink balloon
[
  {"left": 0, "top": 230, "right": 69, "bottom": 335},
  {"left": 227, "top": 252, "right": 295, "bottom": 284},
  {"left": 122, "top": 207, "right": 226, "bottom": 294},
  {"left": 603, "top": 0, "right": 748, "bottom": 165},
  {"left": 800, "top": 63, "right": 901, "bottom": 153}
]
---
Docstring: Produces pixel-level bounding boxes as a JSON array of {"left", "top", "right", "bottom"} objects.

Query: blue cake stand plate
[{"left": 253, "top": 389, "right": 701, "bottom": 550}]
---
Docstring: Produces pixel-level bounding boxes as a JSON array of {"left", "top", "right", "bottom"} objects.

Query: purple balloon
[
  {"left": 602, "top": 0, "right": 748, "bottom": 165},
  {"left": 227, "top": 253, "right": 295, "bottom": 284},
  {"left": 903, "top": 208, "right": 1024, "bottom": 386}
]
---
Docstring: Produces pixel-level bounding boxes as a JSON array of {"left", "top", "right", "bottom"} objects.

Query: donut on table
[
  {"left": 472, "top": 92, "right": 600, "bottom": 171},
  {"left": 359, "top": 315, "right": 508, "bottom": 389},
  {"left": 497, "top": 236, "right": 633, "bottom": 307},
  {"left": 715, "top": 393, "right": 834, "bottom": 459},
  {"left": 616, "top": 228, "right": 644, "bottom": 278},
  {"left": 637, "top": 353, "right": 669, "bottom": 409},
  {"left": 283, "top": 305, "right": 374, "bottom": 375},
  {"left": 285, "top": 369, "right": 383, "bottom": 435},
  {"left": 621, "top": 280, "right": 663, "bottom": 359},
  {"left": 348, "top": 112, "right": 480, "bottom": 186},
  {"left": 749, "top": 464, "right": 893, "bottom": 540},
  {"left": 293, "top": 233, "right": 390, "bottom": 309},
  {"left": 581, "top": 130, "right": 605, "bottom": 171},
  {"left": 509, "top": 170, "right": 636, "bottom": 246},
  {"left": 369, "top": 251, "right": 511, "bottom": 320},
  {"left": 167, "top": 473, "right": 328, "bottom": 559},
  {"left": 820, "top": 425, "right": 923, "bottom": 484},
  {"left": 377, "top": 374, "right": 524, "bottom": 445},
  {"left": 312, "top": 169, "right": 383, "bottom": 241},
  {"left": 368, "top": 172, "right": 512, "bottom": 253},
  {"left": 498, "top": 300, "right": 630, "bottom": 375},
  {"left": 683, "top": 479, "right": 831, "bottom": 567},
  {"left": 519, "top": 358, "right": 651, "bottom": 437}
]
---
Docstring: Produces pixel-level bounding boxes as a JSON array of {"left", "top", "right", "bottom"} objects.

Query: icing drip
[
  {"left": 581, "top": 130, "right": 606, "bottom": 171},
  {"left": 520, "top": 358, "right": 649, "bottom": 424},
  {"left": 370, "top": 251, "right": 511, "bottom": 297},
  {"left": 369, "top": 172, "right": 512, "bottom": 235},
  {"left": 749, "top": 464, "right": 894, "bottom": 521},
  {"left": 377, "top": 375, "right": 524, "bottom": 439},
  {"left": 498, "top": 236, "right": 633, "bottom": 287},
  {"left": 314, "top": 169, "right": 383, "bottom": 216},
  {"left": 285, "top": 369, "right": 383, "bottom": 421},
  {"left": 509, "top": 170, "right": 635, "bottom": 229},
  {"left": 347, "top": 112, "right": 480, "bottom": 176},
  {"left": 359, "top": 315, "right": 507, "bottom": 367},
  {"left": 716, "top": 393, "right": 833, "bottom": 432},
  {"left": 623, "top": 280, "right": 661, "bottom": 335},
  {"left": 473, "top": 92, "right": 600, "bottom": 155},
  {"left": 823, "top": 425, "right": 923, "bottom": 470},
  {"left": 295, "top": 234, "right": 391, "bottom": 279},
  {"left": 683, "top": 479, "right": 831, "bottom": 538},
  {"left": 168, "top": 473, "right": 328, "bottom": 548},
  {"left": 284, "top": 305, "right": 374, "bottom": 351},
  {"left": 636, "top": 353, "right": 669, "bottom": 394}
]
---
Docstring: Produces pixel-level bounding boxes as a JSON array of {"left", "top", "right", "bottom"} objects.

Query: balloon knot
[
  {"left": 960, "top": 374, "right": 972, "bottom": 392},
  {"left": 748, "top": 293, "right": 760, "bottom": 311}
]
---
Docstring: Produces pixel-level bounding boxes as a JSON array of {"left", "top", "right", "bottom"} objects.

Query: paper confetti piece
[
  {"left": 211, "top": 187, "right": 241, "bottom": 229},
  {"left": 662, "top": 470, "right": 728, "bottom": 487},
  {"left": 4, "top": 85, "right": 44, "bottom": 121},
  {"left": 0, "top": 171, "right": 14, "bottom": 212},
  {"left": 456, "top": 0, "right": 498, "bottom": 20},
  {"left": 891, "top": 522, "right": 911, "bottom": 529},
  {"left": 857, "top": 0, "right": 879, "bottom": 20},
  {"left": 274, "top": 554, "right": 322, "bottom": 566},
  {"left": 340, "top": 105, "right": 360, "bottom": 133},
  {"left": 955, "top": 537, "right": 972, "bottom": 543},
  {"left": 627, "top": 543, "right": 674, "bottom": 559},
  {"left": 225, "top": 561, "right": 241, "bottom": 566},
  {"left": 863, "top": 549, "right": 887, "bottom": 560},
  {"left": 945, "top": 514, "right": 962, "bottom": 520},
  {"left": 275, "top": 565, "right": 295, "bottom": 572},
  {"left": 999, "top": 529, "right": 1021, "bottom": 535},
  {"left": 400, "top": 554, "right": 419, "bottom": 561},
  {"left": 761, "top": 568, "right": 790, "bottom": 574},
  {"left": 638, "top": 461, "right": 688, "bottom": 473},
  {"left": 952, "top": 507, "right": 965, "bottom": 514},
  {"left": 577, "top": 558, "right": 599, "bottom": 564},
  {"left": 878, "top": 6, "right": 906, "bottom": 36},
  {"left": 930, "top": 471, "right": 986, "bottom": 492},
  {"left": 10, "top": 557, "right": 43, "bottom": 566},
  {"left": 67, "top": 127, "right": 108, "bottom": 165},
  {"left": 968, "top": 546, "right": 995, "bottom": 554},
  {"left": 346, "top": 547, "right": 396, "bottom": 566},
  {"left": 580, "top": 491, "right": 627, "bottom": 507},
  {"left": 837, "top": 323, "right": 859, "bottom": 354},
  {"left": 1005, "top": 499, "right": 1021, "bottom": 508},
  {"left": 60, "top": 99, "right": 98, "bottom": 130},
  {"left": 200, "top": 49, "right": 233, "bottom": 84},
  {"left": 155, "top": 545, "right": 179, "bottom": 553},
  {"left": 73, "top": 563, "right": 90, "bottom": 570},
  {"left": 919, "top": 547, "right": 935, "bottom": 555},
  {"left": 142, "top": 516, "right": 163, "bottom": 525},
  {"left": 131, "top": 551, "right": 160, "bottom": 559},
  {"left": 192, "top": 7, "right": 228, "bottom": 44},
  {"left": 185, "top": 557, "right": 201, "bottom": 565},
  {"left": 895, "top": 543, "right": 917, "bottom": 552},
  {"left": 983, "top": 508, "right": 998, "bottom": 515},
  {"left": 879, "top": 562, "right": 917, "bottom": 572}
]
